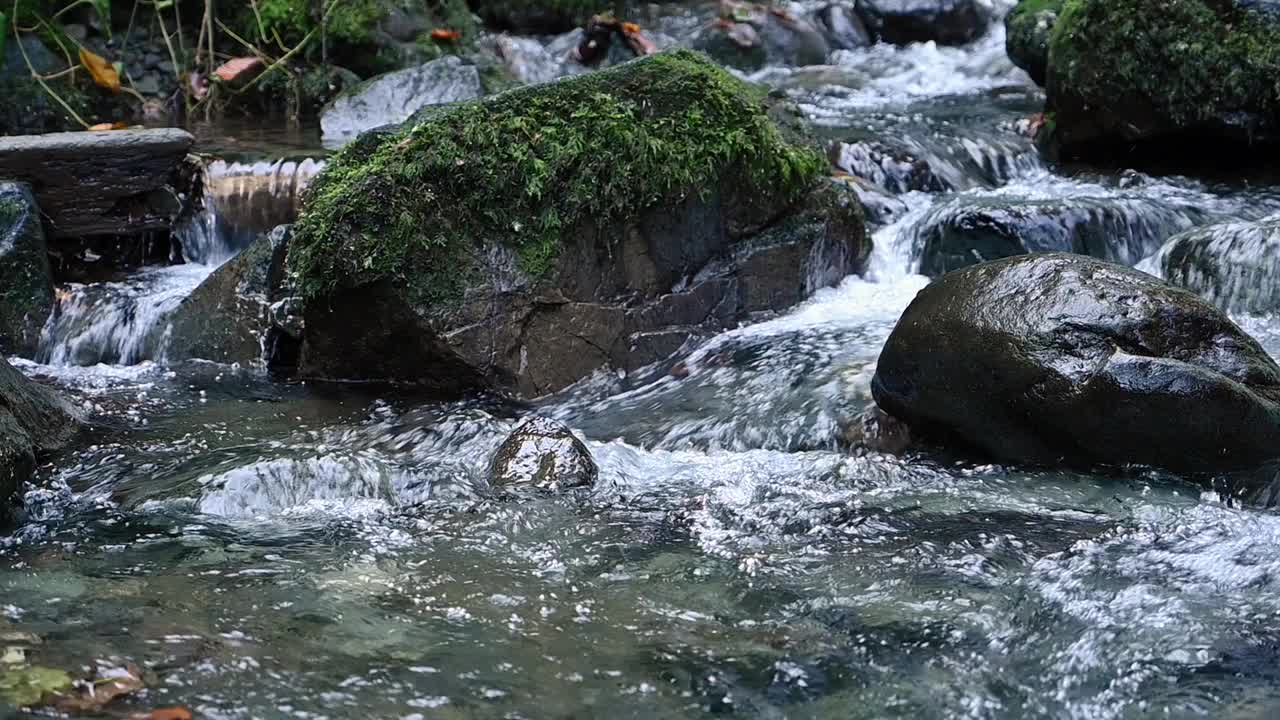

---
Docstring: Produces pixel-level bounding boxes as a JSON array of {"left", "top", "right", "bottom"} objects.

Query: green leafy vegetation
[
  {"left": 290, "top": 49, "right": 825, "bottom": 307},
  {"left": 1049, "top": 0, "right": 1280, "bottom": 128}
]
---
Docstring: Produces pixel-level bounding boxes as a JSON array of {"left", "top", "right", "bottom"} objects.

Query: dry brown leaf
[
  {"left": 87, "top": 122, "right": 129, "bottom": 131},
  {"left": 79, "top": 48, "right": 121, "bottom": 93},
  {"left": 138, "top": 707, "right": 194, "bottom": 720},
  {"left": 53, "top": 663, "right": 144, "bottom": 712},
  {"left": 213, "top": 56, "right": 264, "bottom": 83},
  {"left": 430, "top": 28, "right": 462, "bottom": 42}
]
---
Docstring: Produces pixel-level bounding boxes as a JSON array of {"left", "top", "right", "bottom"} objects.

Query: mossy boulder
[
  {"left": 1005, "top": 0, "right": 1061, "bottom": 86},
  {"left": 289, "top": 50, "right": 868, "bottom": 396},
  {"left": 0, "top": 183, "right": 54, "bottom": 358},
  {"left": 1044, "top": 0, "right": 1280, "bottom": 163}
]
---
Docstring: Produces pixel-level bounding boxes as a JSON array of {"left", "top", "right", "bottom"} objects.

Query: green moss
[
  {"left": 245, "top": 0, "right": 384, "bottom": 46},
  {"left": 1049, "top": 0, "right": 1280, "bottom": 128},
  {"left": 290, "top": 49, "right": 825, "bottom": 307}
]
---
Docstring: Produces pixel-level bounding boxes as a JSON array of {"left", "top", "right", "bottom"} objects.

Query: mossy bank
[
  {"left": 290, "top": 49, "right": 825, "bottom": 308},
  {"left": 1039, "top": 0, "right": 1280, "bottom": 164},
  {"left": 288, "top": 49, "right": 866, "bottom": 395}
]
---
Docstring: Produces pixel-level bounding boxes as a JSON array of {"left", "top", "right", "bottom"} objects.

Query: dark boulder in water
[
  {"left": 872, "top": 253, "right": 1280, "bottom": 474},
  {"left": 0, "top": 183, "right": 54, "bottom": 357},
  {"left": 1043, "top": 0, "right": 1280, "bottom": 164},
  {"left": 1157, "top": 216, "right": 1280, "bottom": 315},
  {"left": 0, "top": 359, "right": 80, "bottom": 514},
  {"left": 911, "top": 196, "right": 1201, "bottom": 276},
  {"left": 489, "top": 417, "right": 597, "bottom": 491},
  {"left": 289, "top": 51, "right": 868, "bottom": 396},
  {"left": 855, "top": 0, "right": 988, "bottom": 46},
  {"left": 814, "top": 3, "right": 874, "bottom": 49},
  {"left": 830, "top": 139, "right": 950, "bottom": 195},
  {"left": 161, "top": 226, "right": 291, "bottom": 366},
  {"left": 695, "top": 5, "right": 831, "bottom": 70}
]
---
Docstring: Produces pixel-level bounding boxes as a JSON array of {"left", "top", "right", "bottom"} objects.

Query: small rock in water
[
  {"left": 840, "top": 403, "right": 913, "bottom": 454},
  {"left": 489, "top": 417, "right": 598, "bottom": 491}
]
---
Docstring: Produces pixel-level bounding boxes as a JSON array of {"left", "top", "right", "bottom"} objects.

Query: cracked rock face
[
  {"left": 871, "top": 253, "right": 1280, "bottom": 476},
  {"left": 489, "top": 417, "right": 597, "bottom": 491}
]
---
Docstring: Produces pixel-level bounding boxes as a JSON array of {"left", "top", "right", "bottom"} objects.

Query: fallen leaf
[
  {"left": 213, "top": 56, "right": 264, "bottom": 83},
  {"left": 54, "top": 663, "right": 144, "bottom": 712},
  {"left": 145, "top": 707, "right": 194, "bottom": 720},
  {"left": 79, "top": 48, "right": 121, "bottom": 93},
  {"left": 430, "top": 28, "right": 462, "bottom": 42},
  {"left": 87, "top": 122, "right": 129, "bottom": 131},
  {"left": 622, "top": 21, "right": 641, "bottom": 33}
]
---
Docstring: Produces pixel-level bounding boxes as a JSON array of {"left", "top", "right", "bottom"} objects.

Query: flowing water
[{"left": 10, "top": 5, "right": 1280, "bottom": 719}]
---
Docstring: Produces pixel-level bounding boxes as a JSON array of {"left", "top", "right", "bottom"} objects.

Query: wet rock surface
[
  {"left": 489, "top": 416, "right": 598, "bottom": 491},
  {"left": 856, "top": 0, "right": 988, "bottom": 46},
  {"left": 1004, "top": 0, "right": 1059, "bottom": 85},
  {"left": 319, "top": 56, "right": 484, "bottom": 140},
  {"left": 831, "top": 140, "right": 950, "bottom": 194},
  {"left": 911, "top": 196, "right": 1202, "bottom": 276},
  {"left": 873, "top": 253, "right": 1280, "bottom": 475},
  {"left": 0, "top": 183, "right": 54, "bottom": 358},
  {"left": 161, "top": 226, "right": 291, "bottom": 366},
  {"left": 0, "top": 128, "right": 196, "bottom": 239},
  {"left": 0, "top": 359, "right": 79, "bottom": 513},
  {"left": 1157, "top": 216, "right": 1280, "bottom": 315}
]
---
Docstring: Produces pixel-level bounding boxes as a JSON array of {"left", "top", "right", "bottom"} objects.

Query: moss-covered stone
[
  {"left": 0, "top": 183, "right": 54, "bottom": 358},
  {"left": 1045, "top": 0, "right": 1280, "bottom": 163},
  {"left": 290, "top": 49, "right": 825, "bottom": 308},
  {"left": 1005, "top": 0, "right": 1061, "bottom": 86}
]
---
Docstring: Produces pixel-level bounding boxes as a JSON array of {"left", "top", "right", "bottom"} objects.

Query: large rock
[
  {"left": 489, "top": 417, "right": 598, "bottom": 491},
  {"left": 0, "top": 359, "right": 80, "bottom": 513},
  {"left": 696, "top": 6, "right": 831, "bottom": 70},
  {"left": 0, "top": 128, "right": 195, "bottom": 239},
  {"left": 159, "top": 226, "right": 291, "bottom": 365},
  {"left": 289, "top": 50, "right": 868, "bottom": 397},
  {"left": 1044, "top": 0, "right": 1280, "bottom": 163},
  {"left": 872, "top": 253, "right": 1280, "bottom": 474},
  {"left": 855, "top": 0, "right": 988, "bottom": 46},
  {"left": 911, "top": 196, "right": 1202, "bottom": 276},
  {"left": 0, "top": 183, "right": 54, "bottom": 357},
  {"left": 1004, "top": 0, "right": 1060, "bottom": 86},
  {"left": 1157, "top": 216, "right": 1280, "bottom": 315},
  {"left": 319, "top": 56, "right": 484, "bottom": 141}
]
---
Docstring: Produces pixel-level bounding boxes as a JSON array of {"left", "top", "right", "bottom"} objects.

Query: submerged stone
[
  {"left": 319, "top": 56, "right": 484, "bottom": 140},
  {"left": 1043, "top": 0, "right": 1280, "bottom": 164},
  {"left": 489, "top": 417, "right": 597, "bottom": 491},
  {"left": 290, "top": 50, "right": 866, "bottom": 396},
  {"left": 872, "top": 253, "right": 1280, "bottom": 475},
  {"left": 0, "top": 183, "right": 54, "bottom": 358},
  {"left": 0, "top": 358, "right": 80, "bottom": 515},
  {"left": 1157, "top": 216, "right": 1280, "bottom": 315}
]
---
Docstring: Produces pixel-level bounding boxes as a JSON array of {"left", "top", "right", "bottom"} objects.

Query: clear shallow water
[{"left": 10, "top": 6, "right": 1280, "bottom": 719}]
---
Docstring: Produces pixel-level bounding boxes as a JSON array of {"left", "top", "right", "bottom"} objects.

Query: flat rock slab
[{"left": 0, "top": 128, "right": 195, "bottom": 238}]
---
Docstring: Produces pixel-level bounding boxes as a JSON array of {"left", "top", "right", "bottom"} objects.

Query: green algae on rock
[
  {"left": 1004, "top": 0, "right": 1061, "bottom": 86},
  {"left": 289, "top": 49, "right": 825, "bottom": 307},
  {"left": 1044, "top": 0, "right": 1280, "bottom": 163}
]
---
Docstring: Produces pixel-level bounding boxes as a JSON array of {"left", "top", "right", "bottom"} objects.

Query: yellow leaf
[
  {"left": 87, "top": 122, "right": 128, "bottom": 131},
  {"left": 79, "top": 48, "right": 121, "bottom": 93}
]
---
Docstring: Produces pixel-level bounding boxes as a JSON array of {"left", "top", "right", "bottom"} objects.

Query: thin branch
[{"left": 215, "top": 18, "right": 276, "bottom": 63}]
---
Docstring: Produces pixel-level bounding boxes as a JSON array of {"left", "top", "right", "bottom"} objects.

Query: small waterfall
[
  {"left": 36, "top": 157, "right": 324, "bottom": 367},
  {"left": 1150, "top": 216, "right": 1280, "bottom": 315}
]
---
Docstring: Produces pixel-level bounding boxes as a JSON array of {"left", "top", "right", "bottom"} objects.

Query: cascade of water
[{"left": 34, "top": 157, "right": 324, "bottom": 367}]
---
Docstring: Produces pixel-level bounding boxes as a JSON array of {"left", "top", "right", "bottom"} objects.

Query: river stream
[{"left": 7, "top": 3, "right": 1280, "bottom": 718}]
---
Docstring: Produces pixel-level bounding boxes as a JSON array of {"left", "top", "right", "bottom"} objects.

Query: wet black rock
[
  {"left": 489, "top": 417, "right": 598, "bottom": 490},
  {"left": 856, "top": 0, "right": 988, "bottom": 46},
  {"left": 1004, "top": 0, "right": 1059, "bottom": 86},
  {"left": 872, "top": 253, "right": 1280, "bottom": 474},
  {"left": 814, "top": 3, "right": 874, "bottom": 49},
  {"left": 0, "top": 359, "right": 80, "bottom": 514},
  {"left": 830, "top": 140, "right": 950, "bottom": 194},
  {"left": 1158, "top": 216, "right": 1280, "bottom": 315},
  {"left": 0, "top": 183, "right": 54, "bottom": 357},
  {"left": 161, "top": 226, "right": 291, "bottom": 366},
  {"left": 840, "top": 403, "right": 914, "bottom": 454},
  {"left": 911, "top": 196, "right": 1201, "bottom": 276}
]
